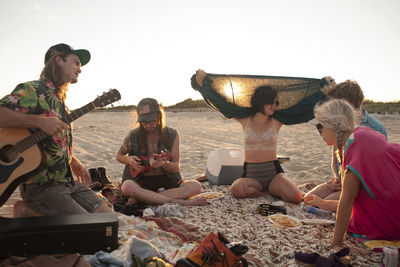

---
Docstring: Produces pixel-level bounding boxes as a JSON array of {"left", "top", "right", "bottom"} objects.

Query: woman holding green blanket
[{"left": 195, "top": 70, "right": 331, "bottom": 203}]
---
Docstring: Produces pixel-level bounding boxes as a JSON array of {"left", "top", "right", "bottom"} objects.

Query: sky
[{"left": 0, "top": 0, "right": 399, "bottom": 109}]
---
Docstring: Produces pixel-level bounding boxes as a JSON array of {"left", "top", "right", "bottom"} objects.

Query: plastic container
[
  {"left": 381, "top": 246, "right": 399, "bottom": 267},
  {"left": 302, "top": 205, "right": 332, "bottom": 220}
]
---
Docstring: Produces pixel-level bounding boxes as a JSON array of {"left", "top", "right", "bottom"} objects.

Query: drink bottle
[{"left": 302, "top": 205, "right": 332, "bottom": 220}]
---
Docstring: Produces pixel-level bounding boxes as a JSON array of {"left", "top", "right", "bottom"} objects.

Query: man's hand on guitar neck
[{"left": 39, "top": 116, "right": 70, "bottom": 136}]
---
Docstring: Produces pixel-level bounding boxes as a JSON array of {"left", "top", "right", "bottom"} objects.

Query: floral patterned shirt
[{"left": 0, "top": 77, "right": 73, "bottom": 184}]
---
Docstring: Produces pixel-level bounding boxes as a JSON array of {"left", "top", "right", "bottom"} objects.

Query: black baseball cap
[{"left": 44, "top": 43, "right": 91, "bottom": 66}]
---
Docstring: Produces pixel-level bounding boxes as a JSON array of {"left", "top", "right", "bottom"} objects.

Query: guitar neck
[
  {"left": 63, "top": 102, "right": 96, "bottom": 124},
  {"left": 15, "top": 102, "right": 96, "bottom": 153},
  {"left": 14, "top": 88, "right": 120, "bottom": 154}
]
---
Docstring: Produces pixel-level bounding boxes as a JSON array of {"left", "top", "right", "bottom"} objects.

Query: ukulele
[{"left": 128, "top": 150, "right": 170, "bottom": 179}]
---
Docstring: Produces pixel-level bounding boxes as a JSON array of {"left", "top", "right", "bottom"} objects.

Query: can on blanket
[{"left": 381, "top": 246, "right": 399, "bottom": 267}]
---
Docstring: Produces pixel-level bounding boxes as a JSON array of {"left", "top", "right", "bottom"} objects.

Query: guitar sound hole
[{"left": 0, "top": 144, "right": 19, "bottom": 163}]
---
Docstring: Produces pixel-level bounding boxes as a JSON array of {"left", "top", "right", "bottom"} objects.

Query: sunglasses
[
  {"left": 141, "top": 120, "right": 157, "bottom": 126},
  {"left": 267, "top": 100, "right": 279, "bottom": 106},
  {"left": 316, "top": 123, "right": 323, "bottom": 134}
]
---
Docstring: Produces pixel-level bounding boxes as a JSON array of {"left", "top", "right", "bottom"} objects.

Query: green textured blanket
[{"left": 191, "top": 73, "right": 328, "bottom": 125}]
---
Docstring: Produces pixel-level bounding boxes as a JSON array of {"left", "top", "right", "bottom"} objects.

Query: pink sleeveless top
[{"left": 344, "top": 127, "right": 400, "bottom": 240}]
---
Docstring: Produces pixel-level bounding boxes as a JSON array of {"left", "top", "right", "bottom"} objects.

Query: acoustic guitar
[{"left": 0, "top": 89, "right": 121, "bottom": 206}]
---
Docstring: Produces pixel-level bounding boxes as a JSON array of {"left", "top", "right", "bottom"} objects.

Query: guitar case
[{"left": 0, "top": 213, "right": 119, "bottom": 257}]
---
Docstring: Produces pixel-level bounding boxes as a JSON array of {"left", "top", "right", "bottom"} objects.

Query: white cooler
[
  {"left": 205, "top": 148, "right": 291, "bottom": 185},
  {"left": 205, "top": 148, "right": 245, "bottom": 185}
]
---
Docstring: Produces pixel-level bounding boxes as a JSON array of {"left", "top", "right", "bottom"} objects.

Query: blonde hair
[{"left": 314, "top": 99, "right": 356, "bottom": 163}]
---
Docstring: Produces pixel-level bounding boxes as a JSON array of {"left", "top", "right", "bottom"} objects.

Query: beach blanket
[
  {"left": 145, "top": 216, "right": 204, "bottom": 243},
  {"left": 191, "top": 72, "right": 327, "bottom": 124}
]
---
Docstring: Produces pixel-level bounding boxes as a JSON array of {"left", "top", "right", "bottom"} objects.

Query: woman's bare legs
[
  {"left": 231, "top": 174, "right": 302, "bottom": 204},
  {"left": 230, "top": 178, "right": 266, "bottom": 198},
  {"left": 268, "top": 173, "right": 303, "bottom": 203}
]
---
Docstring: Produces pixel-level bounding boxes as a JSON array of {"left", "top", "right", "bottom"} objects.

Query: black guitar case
[{"left": 0, "top": 213, "right": 119, "bottom": 257}]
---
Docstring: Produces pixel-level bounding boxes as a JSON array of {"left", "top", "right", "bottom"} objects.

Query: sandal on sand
[
  {"left": 294, "top": 247, "right": 351, "bottom": 267},
  {"left": 257, "top": 204, "right": 287, "bottom": 216}
]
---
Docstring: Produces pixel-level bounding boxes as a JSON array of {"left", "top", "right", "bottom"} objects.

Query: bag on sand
[{"left": 175, "top": 232, "right": 248, "bottom": 267}]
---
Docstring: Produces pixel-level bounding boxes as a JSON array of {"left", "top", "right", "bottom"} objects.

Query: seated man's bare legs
[
  {"left": 160, "top": 180, "right": 202, "bottom": 199},
  {"left": 268, "top": 173, "right": 302, "bottom": 204},
  {"left": 230, "top": 178, "right": 265, "bottom": 198},
  {"left": 121, "top": 180, "right": 206, "bottom": 206},
  {"left": 161, "top": 180, "right": 206, "bottom": 205},
  {"left": 13, "top": 199, "right": 42, "bottom": 218},
  {"left": 92, "top": 202, "right": 113, "bottom": 213}
]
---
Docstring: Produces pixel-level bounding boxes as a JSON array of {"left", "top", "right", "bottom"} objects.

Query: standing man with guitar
[
  {"left": 116, "top": 98, "right": 206, "bottom": 206},
  {"left": 0, "top": 43, "right": 112, "bottom": 217}
]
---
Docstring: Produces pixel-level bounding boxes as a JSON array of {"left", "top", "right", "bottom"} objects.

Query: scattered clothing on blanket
[
  {"left": 114, "top": 213, "right": 189, "bottom": 264},
  {"left": 154, "top": 203, "right": 185, "bottom": 218},
  {"left": 351, "top": 233, "right": 400, "bottom": 253},
  {"left": 143, "top": 207, "right": 156, "bottom": 217},
  {"left": 129, "top": 237, "right": 164, "bottom": 261},
  {"left": 114, "top": 201, "right": 148, "bottom": 216},
  {"left": 89, "top": 251, "right": 125, "bottom": 267},
  {"left": 90, "top": 237, "right": 167, "bottom": 267}
]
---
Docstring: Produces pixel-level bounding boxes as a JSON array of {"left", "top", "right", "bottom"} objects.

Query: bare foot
[
  {"left": 176, "top": 196, "right": 207, "bottom": 206},
  {"left": 13, "top": 200, "right": 42, "bottom": 218}
]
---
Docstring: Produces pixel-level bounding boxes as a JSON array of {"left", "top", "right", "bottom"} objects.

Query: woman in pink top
[{"left": 314, "top": 99, "right": 400, "bottom": 249}]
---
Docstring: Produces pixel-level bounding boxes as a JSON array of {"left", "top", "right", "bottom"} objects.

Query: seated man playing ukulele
[{"left": 115, "top": 98, "right": 206, "bottom": 206}]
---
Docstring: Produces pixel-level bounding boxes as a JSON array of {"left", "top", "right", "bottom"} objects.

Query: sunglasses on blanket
[{"left": 316, "top": 123, "right": 323, "bottom": 134}]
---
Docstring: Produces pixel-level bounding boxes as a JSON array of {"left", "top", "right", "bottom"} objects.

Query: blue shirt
[{"left": 360, "top": 109, "right": 387, "bottom": 139}]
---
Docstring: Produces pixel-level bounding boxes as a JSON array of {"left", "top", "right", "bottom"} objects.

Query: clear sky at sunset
[{"left": 1, "top": 0, "right": 399, "bottom": 109}]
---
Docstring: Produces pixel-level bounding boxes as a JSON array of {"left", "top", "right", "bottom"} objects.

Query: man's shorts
[
  {"left": 131, "top": 174, "right": 181, "bottom": 192},
  {"left": 20, "top": 182, "right": 105, "bottom": 216}
]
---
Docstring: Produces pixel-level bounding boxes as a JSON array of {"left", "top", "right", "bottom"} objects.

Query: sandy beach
[{"left": 1, "top": 110, "right": 399, "bottom": 266}]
